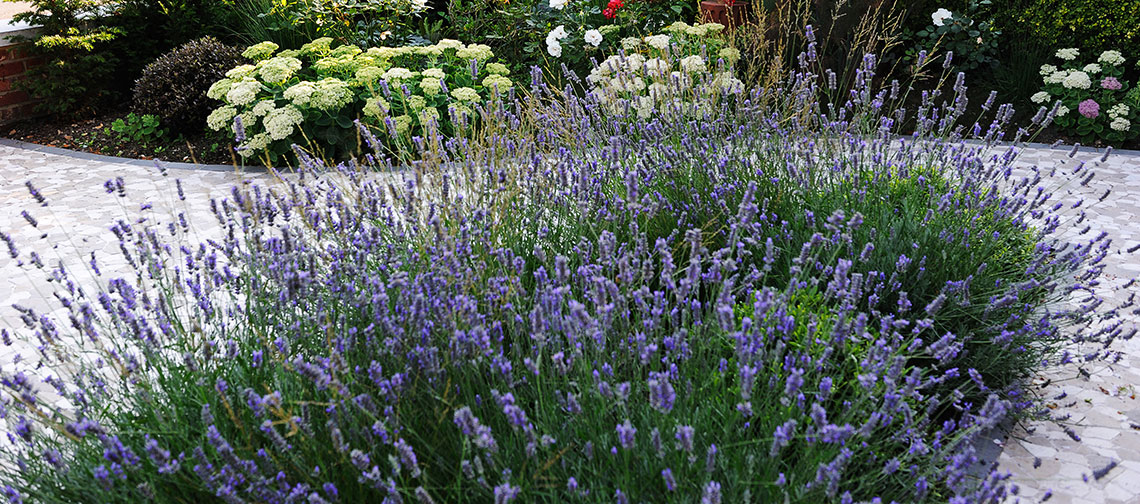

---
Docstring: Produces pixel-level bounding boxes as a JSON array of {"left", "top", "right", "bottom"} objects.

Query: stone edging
[{"left": 0, "top": 137, "right": 268, "bottom": 173}]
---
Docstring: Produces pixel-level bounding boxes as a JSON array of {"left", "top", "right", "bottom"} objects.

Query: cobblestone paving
[{"left": 0, "top": 141, "right": 1137, "bottom": 503}]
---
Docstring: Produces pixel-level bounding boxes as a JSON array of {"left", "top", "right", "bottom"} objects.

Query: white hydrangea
[
  {"left": 1056, "top": 104, "right": 1070, "bottom": 117},
  {"left": 226, "top": 80, "right": 261, "bottom": 106},
  {"left": 436, "top": 39, "right": 465, "bottom": 50},
  {"left": 549, "top": 0, "right": 566, "bottom": 9},
  {"left": 422, "top": 68, "right": 447, "bottom": 79},
  {"left": 238, "top": 133, "right": 270, "bottom": 158},
  {"left": 1062, "top": 71, "right": 1092, "bottom": 89},
  {"left": 621, "top": 37, "right": 642, "bottom": 51},
  {"left": 206, "top": 106, "right": 237, "bottom": 131},
  {"left": 242, "top": 41, "right": 279, "bottom": 61},
  {"left": 645, "top": 34, "right": 670, "bottom": 50},
  {"left": 1044, "top": 70, "right": 1068, "bottom": 85},
  {"left": 679, "top": 55, "right": 706, "bottom": 73},
  {"left": 1082, "top": 63, "right": 1102, "bottom": 74},
  {"left": 263, "top": 105, "right": 304, "bottom": 140},
  {"left": 405, "top": 95, "right": 426, "bottom": 111},
  {"left": 634, "top": 96, "right": 655, "bottom": 119},
  {"left": 584, "top": 29, "right": 603, "bottom": 47},
  {"left": 713, "top": 71, "right": 744, "bottom": 93},
  {"left": 1055, "top": 48, "right": 1079, "bottom": 60},
  {"left": 1108, "top": 103, "right": 1130, "bottom": 119},
  {"left": 1030, "top": 91, "right": 1050, "bottom": 104},
  {"left": 482, "top": 74, "right": 513, "bottom": 92},
  {"left": 1039, "top": 64, "right": 1057, "bottom": 76},
  {"left": 664, "top": 21, "right": 690, "bottom": 34},
  {"left": 283, "top": 81, "right": 317, "bottom": 106},
  {"left": 486, "top": 63, "right": 509, "bottom": 75},
  {"left": 363, "top": 96, "right": 391, "bottom": 118},
  {"left": 625, "top": 54, "right": 645, "bottom": 73},
  {"left": 685, "top": 25, "right": 708, "bottom": 37},
  {"left": 1099, "top": 50, "right": 1125, "bottom": 66},
  {"left": 1110, "top": 117, "right": 1131, "bottom": 131}
]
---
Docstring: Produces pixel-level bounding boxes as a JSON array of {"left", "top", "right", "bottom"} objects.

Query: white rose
[
  {"left": 551, "top": 25, "right": 568, "bottom": 39},
  {"left": 584, "top": 29, "right": 603, "bottom": 47},
  {"left": 549, "top": 0, "right": 566, "bottom": 9},
  {"left": 547, "top": 40, "right": 563, "bottom": 57},
  {"left": 1030, "top": 91, "right": 1050, "bottom": 104},
  {"left": 931, "top": 8, "right": 952, "bottom": 27}
]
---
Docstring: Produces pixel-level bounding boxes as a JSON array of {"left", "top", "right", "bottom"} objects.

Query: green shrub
[
  {"left": 132, "top": 37, "right": 248, "bottom": 134},
  {"left": 990, "top": 0, "right": 1140, "bottom": 67}
]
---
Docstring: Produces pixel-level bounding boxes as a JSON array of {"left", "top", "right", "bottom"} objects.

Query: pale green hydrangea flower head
[
  {"left": 354, "top": 66, "right": 385, "bottom": 85},
  {"left": 242, "top": 41, "right": 279, "bottom": 61},
  {"left": 405, "top": 95, "right": 427, "bottom": 111},
  {"left": 664, "top": 21, "right": 691, "bottom": 34},
  {"left": 621, "top": 37, "right": 642, "bottom": 51},
  {"left": 238, "top": 133, "right": 271, "bottom": 158},
  {"left": 645, "top": 34, "right": 670, "bottom": 50},
  {"left": 436, "top": 39, "right": 465, "bottom": 50},
  {"left": 313, "top": 54, "right": 360, "bottom": 75},
  {"left": 252, "top": 100, "right": 277, "bottom": 117},
  {"left": 329, "top": 44, "right": 362, "bottom": 58},
  {"left": 277, "top": 49, "right": 301, "bottom": 59},
  {"left": 1099, "top": 50, "right": 1125, "bottom": 66},
  {"left": 718, "top": 47, "right": 741, "bottom": 64},
  {"left": 382, "top": 67, "right": 418, "bottom": 82},
  {"left": 414, "top": 45, "right": 445, "bottom": 57},
  {"left": 418, "top": 106, "right": 441, "bottom": 125}
]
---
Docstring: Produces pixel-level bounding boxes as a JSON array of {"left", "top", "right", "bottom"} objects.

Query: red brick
[
  {"left": 0, "top": 61, "right": 25, "bottom": 78},
  {"left": 0, "top": 90, "right": 31, "bottom": 107}
]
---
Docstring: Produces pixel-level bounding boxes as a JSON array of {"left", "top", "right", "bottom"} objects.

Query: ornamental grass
[{"left": 0, "top": 31, "right": 1132, "bottom": 504}]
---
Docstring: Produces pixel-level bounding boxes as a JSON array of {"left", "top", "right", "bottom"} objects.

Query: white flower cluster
[
  {"left": 584, "top": 29, "right": 603, "bottom": 48},
  {"left": 1061, "top": 70, "right": 1091, "bottom": 89},
  {"left": 263, "top": 105, "right": 304, "bottom": 140},
  {"left": 547, "top": 25, "right": 568, "bottom": 57},
  {"left": 1030, "top": 91, "right": 1050, "bottom": 104},
  {"left": 1108, "top": 103, "right": 1131, "bottom": 131},
  {"left": 586, "top": 52, "right": 743, "bottom": 119},
  {"left": 1108, "top": 103, "right": 1130, "bottom": 119},
  {"left": 1043, "top": 69, "right": 1067, "bottom": 85},
  {"left": 1055, "top": 48, "right": 1079, "bottom": 61},
  {"left": 1098, "top": 50, "right": 1125, "bottom": 66},
  {"left": 1082, "top": 63, "right": 1101, "bottom": 74},
  {"left": 1110, "top": 117, "right": 1130, "bottom": 131},
  {"left": 1039, "top": 64, "right": 1057, "bottom": 76}
]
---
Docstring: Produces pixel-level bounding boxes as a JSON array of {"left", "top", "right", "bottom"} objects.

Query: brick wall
[{"left": 0, "top": 30, "right": 42, "bottom": 124}]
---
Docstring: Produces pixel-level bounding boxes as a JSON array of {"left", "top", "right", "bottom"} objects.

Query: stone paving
[{"left": 0, "top": 139, "right": 1137, "bottom": 502}]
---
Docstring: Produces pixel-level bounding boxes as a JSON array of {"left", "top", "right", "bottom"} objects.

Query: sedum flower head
[
  {"left": 436, "top": 39, "right": 465, "bottom": 50},
  {"left": 701, "top": 22, "right": 725, "bottom": 34},
  {"left": 354, "top": 66, "right": 385, "bottom": 85},
  {"left": 485, "top": 63, "right": 509, "bottom": 76},
  {"left": 225, "top": 64, "right": 258, "bottom": 80},
  {"left": 482, "top": 74, "right": 513, "bottom": 93},
  {"left": 679, "top": 55, "right": 707, "bottom": 73},
  {"left": 645, "top": 34, "right": 670, "bottom": 50},
  {"left": 621, "top": 37, "right": 642, "bottom": 51},
  {"left": 309, "top": 78, "right": 354, "bottom": 111},
  {"left": 417, "top": 106, "right": 441, "bottom": 125},
  {"left": 300, "top": 37, "right": 335, "bottom": 58},
  {"left": 420, "top": 78, "right": 443, "bottom": 96},
  {"left": 450, "top": 86, "right": 481, "bottom": 102},
  {"left": 313, "top": 54, "right": 360, "bottom": 75},
  {"left": 263, "top": 105, "right": 304, "bottom": 140},
  {"left": 1039, "top": 64, "right": 1057, "bottom": 76},
  {"left": 685, "top": 24, "right": 709, "bottom": 37},
  {"left": 1030, "top": 91, "right": 1050, "bottom": 104},
  {"left": 1082, "top": 63, "right": 1101, "bottom": 74},
  {"left": 664, "top": 21, "right": 690, "bottom": 34},
  {"left": 206, "top": 79, "right": 233, "bottom": 101},
  {"left": 422, "top": 68, "right": 447, "bottom": 79},
  {"left": 206, "top": 105, "right": 237, "bottom": 131},
  {"left": 242, "top": 41, "right": 279, "bottom": 61},
  {"left": 362, "top": 96, "right": 391, "bottom": 118},
  {"left": 258, "top": 56, "right": 302, "bottom": 83},
  {"left": 414, "top": 45, "right": 444, "bottom": 57},
  {"left": 251, "top": 100, "right": 277, "bottom": 117},
  {"left": 226, "top": 80, "right": 262, "bottom": 106},
  {"left": 405, "top": 94, "right": 427, "bottom": 111},
  {"left": 718, "top": 47, "right": 741, "bottom": 64},
  {"left": 238, "top": 132, "right": 270, "bottom": 157},
  {"left": 1043, "top": 70, "right": 1068, "bottom": 85},
  {"left": 1110, "top": 117, "right": 1131, "bottom": 131},
  {"left": 382, "top": 67, "right": 418, "bottom": 83},
  {"left": 329, "top": 44, "right": 362, "bottom": 58},
  {"left": 393, "top": 114, "right": 413, "bottom": 133},
  {"left": 283, "top": 81, "right": 317, "bottom": 106},
  {"left": 1108, "top": 103, "right": 1130, "bottom": 119}
]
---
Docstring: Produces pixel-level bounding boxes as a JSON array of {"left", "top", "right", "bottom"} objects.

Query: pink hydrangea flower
[
  {"left": 1101, "top": 76, "right": 1122, "bottom": 90},
  {"left": 1078, "top": 99, "right": 1100, "bottom": 118}
]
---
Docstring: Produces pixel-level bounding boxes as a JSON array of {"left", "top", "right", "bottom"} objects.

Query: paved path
[{"left": 0, "top": 140, "right": 1137, "bottom": 503}]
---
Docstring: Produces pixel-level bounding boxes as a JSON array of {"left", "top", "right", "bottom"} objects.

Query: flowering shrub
[
  {"left": 251, "top": 0, "right": 432, "bottom": 47},
  {"left": 905, "top": 1, "right": 1000, "bottom": 72},
  {"left": 534, "top": 0, "right": 693, "bottom": 69},
  {"left": 585, "top": 21, "right": 744, "bottom": 118},
  {"left": 0, "top": 31, "right": 1128, "bottom": 504},
  {"left": 1034, "top": 48, "right": 1139, "bottom": 144},
  {"left": 205, "top": 38, "right": 513, "bottom": 162}
]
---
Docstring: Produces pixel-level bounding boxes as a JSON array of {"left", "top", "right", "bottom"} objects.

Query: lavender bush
[{"left": 0, "top": 32, "right": 1130, "bottom": 503}]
